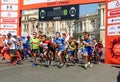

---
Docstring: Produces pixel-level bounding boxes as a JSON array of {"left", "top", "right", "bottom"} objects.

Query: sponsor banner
[
  {"left": 1, "top": 12, "right": 18, "bottom": 17},
  {"left": 23, "top": 9, "right": 38, "bottom": 15},
  {"left": 21, "top": 0, "right": 105, "bottom": 10},
  {"left": 0, "top": 24, "right": 17, "bottom": 28},
  {"left": 1, "top": 18, "right": 17, "bottom": 23},
  {"left": 108, "top": 0, "right": 120, "bottom": 9},
  {"left": 0, "top": 30, "right": 17, "bottom": 36},
  {"left": 2, "top": 0, "right": 18, "bottom": 4},
  {"left": 108, "top": 17, "right": 120, "bottom": 24},
  {"left": 24, "top": 0, "right": 56, "bottom": 5},
  {"left": 1, "top": 5, "right": 18, "bottom": 11},
  {"left": 108, "top": 9, "right": 120, "bottom": 17},
  {"left": 39, "top": 5, "right": 79, "bottom": 21},
  {"left": 108, "top": 25, "right": 120, "bottom": 36},
  {"left": 106, "top": 0, "right": 120, "bottom": 64}
]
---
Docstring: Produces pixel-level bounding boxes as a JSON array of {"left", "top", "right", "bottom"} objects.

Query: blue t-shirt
[
  {"left": 23, "top": 40, "right": 31, "bottom": 50},
  {"left": 85, "top": 39, "right": 93, "bottom": 51},
  {"left": 53, "top": 37, "right": 65, "bottom": 48}
]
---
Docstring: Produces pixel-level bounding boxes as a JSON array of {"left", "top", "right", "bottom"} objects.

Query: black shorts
[
  {"left": 98, "top": 52, "right": 102, "bottom": 57},
  {"left": 10, "top": 49, "right": 16, "bottom": 55},
  {"left": 39, "top": 47, "right": 43, "bottom": 53},
  {"left": 32, "top": 49, "right": 39, "bottom": 54}
]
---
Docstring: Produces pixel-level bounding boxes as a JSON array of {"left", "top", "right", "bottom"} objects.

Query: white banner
[
  {"left": 108, "top": 25, "right": 120, "bottom": 36},
  {"left": 1, "top": 12, "right": 18, "bottom": 17},
  {"left": 1, "top": 24, "right": 17, "bottom": 28},
  {"left": 108, "top": 17, "right": 120, "bottom": 24},
  {"left": 108, "top": 0, "right": 120, "bottom": 9},
  {"left": 2, "top": 0, "right": 18, "bottom": 4},
  {"left": 1, "top": 5, "right": 18, "bottom": 11},
  {"left": 24, "top": 0, "right": 56, "bottom": 5},
  {"left": 0, "top": 30, "right": 17, "bottom": 36}
]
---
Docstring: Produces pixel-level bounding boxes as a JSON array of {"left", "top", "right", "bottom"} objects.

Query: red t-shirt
[
  {"left": 41, "top": 40, "right": 52, "bottom": 50},
  {"left": 95, "top": 43, "right": 103, "bottom": 52}
]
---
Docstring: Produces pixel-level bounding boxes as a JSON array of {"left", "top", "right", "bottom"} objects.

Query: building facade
[
  {"left": 73, "top": 12, "right": 100, "bottom": 40},
  {"left": 21, "top": 9, "right": 75, "bottom": 37},
  {"left": 73, "top": 3, "right": 105, "bottom": 46}
]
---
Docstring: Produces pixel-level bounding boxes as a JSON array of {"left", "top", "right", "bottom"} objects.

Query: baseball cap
[
  {"left": 56, "top": 32, "right": 60, "bottom": 35},
  {"left": 7, "top": 33, "right": 12, "bottom": 36}
]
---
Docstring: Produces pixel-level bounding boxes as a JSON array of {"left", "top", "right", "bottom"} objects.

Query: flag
[{"left": 65, "top": 28, "right": 70, "bottom": 42}]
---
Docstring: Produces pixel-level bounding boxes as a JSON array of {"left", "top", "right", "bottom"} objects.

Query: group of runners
[{"left": 0, "top": 31, "right": 103, "bottom": 69}]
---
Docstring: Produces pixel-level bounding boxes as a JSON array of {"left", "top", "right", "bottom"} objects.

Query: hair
[
  {"left": 42, "top": 35, "right": 47, "bottom": 38},
  {"left": 84, "top": 32, "right": 90, "bottom": 36},
  {"left": 38, "top": 31, "right": 42, "bottom": 33},
  {"left": 70, "top": 37, "right": 74, "bottom": 40},
  {"left": 62, "top": 33, "right": 66, "bottom": 36},
  {"left": 33, "top": 32, "right": 37, "bottom": 34},
  {"left": 2, "top": 34, "right": 6, "bottom": 38}
]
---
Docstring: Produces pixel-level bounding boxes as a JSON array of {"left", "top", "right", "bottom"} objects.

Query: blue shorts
[
  {"left": 56, "top": 47, "right": 65, "bottom": 52},
  {"left": 68, "top": 51, "right": 74, "bottom": 57},
  {"left": 86, "top": 50, "right": 92, "bottom": 56},
  {"left": 82, "top": 49, "right": 86, "bottom": 54}
]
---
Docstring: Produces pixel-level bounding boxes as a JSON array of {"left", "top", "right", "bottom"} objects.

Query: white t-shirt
[
  {"left": 1, "top": 39, "right": 7, "bottom": 48},
  {"left": 7, "top": 37, "right": 16, "bottom": 49}
]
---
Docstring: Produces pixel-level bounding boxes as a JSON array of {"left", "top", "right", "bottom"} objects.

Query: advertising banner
[
  {"left": 0, "top": 0, "right": 20, "bottom": 36},
  {"left": 39, "top": 5, "right": 79, "bottom": 21},
  {"left": 106, "top": 0, "right": 120, "bottom": 64},
  {"left": 20, "top": 0, "right": 105, "bottom": 10}
]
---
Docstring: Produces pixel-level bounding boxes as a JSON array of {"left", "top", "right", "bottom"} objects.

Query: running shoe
[
  {"left": 88, "top": 62, "right": 90, "bottom": 65},
  {"left": 32, "top": 63, "right": 36, "bottom": 67},
  {"left": 84, "top": 64, "right": 88, "bottom": 69},
  {"left": 13, "top": 61, "right": 17, "bottom": 66},
  {"left": 59, "top": 62, "right": 65, "bottom": 68},
  {"left": 90, "top": 64, "right": 93, "bottom": 68},
  {"left": 88, "top": 62, "right": 93, "bottom": 68},
  {"left": 46, "top": 61, "right": 50, "bottom": 66}
]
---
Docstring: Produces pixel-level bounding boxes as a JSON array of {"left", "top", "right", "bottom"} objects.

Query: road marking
[{"left": 0, "top": 64, "right": 31, "bottom": 71}]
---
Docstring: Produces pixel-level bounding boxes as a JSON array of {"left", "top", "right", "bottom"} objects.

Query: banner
[
  {"left": 39, "top": 5, "right": 79, "bottom": 21},
  {"left": 20, "top": 0, "right": 105, "bottom": 10},
  {"left": 105, "top": 0, "right": 120, "bottom": 64},
  {"left": 0, "top": 0, "right": 20, "bottom": 36}
]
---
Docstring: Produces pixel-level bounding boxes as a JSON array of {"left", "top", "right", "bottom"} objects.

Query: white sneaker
[
  {"left": 59, "top": 62, "right": 64, "bottom": 67},
  {"left": 90, "top": 64, "right": 93, "bottom": 68},
  {"left": 98, "top": 62, "right": 101, "bottom": 64},
  {"left": 84, "top": 64, "right": 88, "bottom": 69},
  {"left": 50, "top": 61, "right": 54, "bottom": 65},
  {"left": 88, "top": 62, "right": 90, "bottom": 65},
  {"left": 46, "top": 61, "right": 50, "bottom": 66}
]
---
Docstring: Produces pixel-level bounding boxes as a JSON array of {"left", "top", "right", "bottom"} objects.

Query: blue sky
[{"left": 79, "top": 4, "right": 98, "bottom": 16}]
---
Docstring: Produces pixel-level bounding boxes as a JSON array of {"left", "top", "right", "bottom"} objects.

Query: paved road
[{"left": 0, "top": 61, "right": 119, "bottom": 82}]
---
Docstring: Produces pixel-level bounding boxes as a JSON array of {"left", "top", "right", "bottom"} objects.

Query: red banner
[{"left": 105, "top": 0, "right": 120, "bottom": 64}]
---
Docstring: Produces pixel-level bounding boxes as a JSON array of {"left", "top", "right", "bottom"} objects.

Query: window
[
  {"left": 47, "top": 23, "right": 49, "bottom": 28},
  {"left": 80, "top": 22, "right": 82, "bottom": 31},
  {"left": 24, "top": 24, "right": 26, "bottom": 29},
  {"left": 52, "top": 23, "right": 55, "bottom": 28},
  {"left": 41, "top": 23, "right": 43, "bottom": 28},
  {"left": 26, "top": 24, "right": 29, "bottom": 29}
]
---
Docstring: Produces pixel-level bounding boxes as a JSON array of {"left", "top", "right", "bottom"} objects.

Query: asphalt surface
[{"left": 0, "top": 60, "right": 119, "bottom": 82}]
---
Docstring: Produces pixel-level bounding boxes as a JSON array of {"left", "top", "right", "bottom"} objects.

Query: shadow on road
[
  {"left": 111, "top": 65, "right": 120, "bottom": 69},
  {"left": 101, "top": 59, "right": 105, "bottom": 63},
  {"left": 78, "top": 64, "right": 86, "bottom": 70},
  {"left": 117, "top": 71, "right": 120, "bottom": 82}
]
